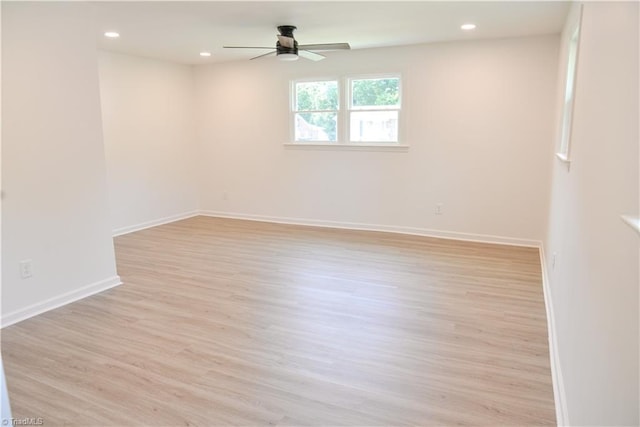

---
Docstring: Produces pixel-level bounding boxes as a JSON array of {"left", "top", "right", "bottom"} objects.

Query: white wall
[
  {"left": 544, "top": 2, "right": 639, "bottom": 425},
  {"left": 1, "top": 2, "right": 120, "bottom": 325},
  {"left": 99, "top": 52, "right": 198, "bottom": 235},
  {"left": 194, "top": 36, "right": 559, "bottom": 245}
]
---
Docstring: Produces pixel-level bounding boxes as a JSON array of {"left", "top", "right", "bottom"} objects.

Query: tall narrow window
[
  {"left": 558, "top": 23, "right": 581, "bottom": 160},
  {"left": 348, "top": 76, "right": 401, "bottom": 143},
  {"left": 292, "top": 80, "right": 339, "bottom": 143}
]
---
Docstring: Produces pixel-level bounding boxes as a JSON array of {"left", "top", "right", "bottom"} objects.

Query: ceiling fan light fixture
[{"left": 278, "top": 53, "right": 299, "bottom": 61}]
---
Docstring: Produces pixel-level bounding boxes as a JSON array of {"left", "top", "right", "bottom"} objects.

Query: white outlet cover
[{"left": 19, "top": 260, "right": 33, "bottom": 279}]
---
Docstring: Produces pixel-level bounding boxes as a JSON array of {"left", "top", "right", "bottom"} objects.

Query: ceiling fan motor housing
[{"left": 277, "top": 25, "right": 298, "bottom": 56}]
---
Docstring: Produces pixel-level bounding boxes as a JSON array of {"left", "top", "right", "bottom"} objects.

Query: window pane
[
  {"left": 564, "top": 33, "right": 579, "bottom": 102},
  {"left": 350, "top": 111, "right": 398, "bottom": 142},
  {"left": 295, "top": 81, "right": 338, "bottom": 111},
  {"left": 559, "top": 27, "right": 579, "bottom": 155},
  {"left": 351, "top": 77, "right": 400, "bottom": 109},
  {"left": 295, "top": 112, "right": 337, "bottom": 142}
]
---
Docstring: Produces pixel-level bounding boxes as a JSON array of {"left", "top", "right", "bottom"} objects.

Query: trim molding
[
  {"left": 0, "top": 275, "right": 122, "bottom": 328},
  {"left": 620, "top": 214, "right": 640, "bottom": 235},
  {"left": 112, "top": 211, "right": 199, "bottom": 237},
  {"left": 198, "top": 210, "right": 541, "bottom": 248},
  {"left": 283, "top": 143, "right": 410, "bottom": 152},
  {"left": 539, "top": 246, "right": 569, "bottom": 426}
]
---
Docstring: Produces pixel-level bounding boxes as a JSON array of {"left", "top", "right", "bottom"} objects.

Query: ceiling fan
[{"left": 223, "top": 25, "right": 350, "bottom": 62}]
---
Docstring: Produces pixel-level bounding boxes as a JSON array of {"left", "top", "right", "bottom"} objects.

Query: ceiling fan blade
[
  {"left": 277, "top": 35, "right": 295, "bottom": 49},
  {"left": 299, "top": 50, "right": 325, "bottom": 62},
  {"left": 250, "top": 50, "right": 277, "bottom": 60},
  {"left": 298, "top": 43, "right": 351, "bottom": 51},
  {"left": 223, "top": 46, "right": 275, "bottom": 49}
]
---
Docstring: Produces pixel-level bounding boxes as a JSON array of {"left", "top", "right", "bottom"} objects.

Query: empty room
[{"left": 1, "top": 1, "right": 638, "bottom": 426}]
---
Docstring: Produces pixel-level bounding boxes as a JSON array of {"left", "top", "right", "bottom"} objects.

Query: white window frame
[
  {"left": 290, "top": 78, "right": 340, "bottom": 144},
  {"left": 556, "top": 6, "right": 582, "bottom": 164},
  {"left": 346, "top": 73, "right": 402, "bottom": 144},
  {"left": 288, "top": 74, "right": 407, "bottom": 150}
]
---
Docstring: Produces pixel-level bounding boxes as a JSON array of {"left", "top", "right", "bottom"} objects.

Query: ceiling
[{"left": 91, "top": 1, "right": 570, "bottom": 65}]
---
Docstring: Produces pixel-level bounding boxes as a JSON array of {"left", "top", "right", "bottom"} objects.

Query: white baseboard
[
  {"left": 112, "top": 211, "right": 199, "bottom": 237},
  {"left": 1, "top": 275, "right": 122, "bottom": 328},
  {"left": 539, "top": 246, "right": 569, "bottom": 426},
  {"left": 198, "top": 210, "right": 541, "bottom": 248}
]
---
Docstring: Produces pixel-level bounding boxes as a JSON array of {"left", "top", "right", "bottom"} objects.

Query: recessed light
[
  {"left": 200, "top": 52, "right": 212, "bottom": 57},
  {"left": 104, "top": 31, "right": 120, "bottom": 38},
  {"left": 461, "top": 24, "right": 477, "bottom": 31}
]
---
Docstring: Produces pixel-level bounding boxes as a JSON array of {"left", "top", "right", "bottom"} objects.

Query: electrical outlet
[
  {"left": 20, "top": 260, "right": 33, "bottom": 279},
  {"left": 222, "top": 192, "right": 229, "bottom": 201},
  {"left": 435, "top": 203, "right": 443, "bottom": 215}
]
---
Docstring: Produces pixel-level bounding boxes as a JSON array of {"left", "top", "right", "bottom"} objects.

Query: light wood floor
[{"left": 2, "top": 216, "right": 555, "bottom": 426}]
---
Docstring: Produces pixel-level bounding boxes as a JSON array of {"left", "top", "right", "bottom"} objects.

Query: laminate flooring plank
[{"left": 2, "top": 216, "right": 555, "bottom": 426}]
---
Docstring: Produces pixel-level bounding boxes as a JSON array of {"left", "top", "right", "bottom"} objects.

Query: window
[
  {"left": 348, "top": 76, "right": 401, "bottom": 143},
  {"left": 292, "top": 80, "right": 338, "bottom": 142},
  {"left": 291, "top": 74, "right": 402, "bottom": 146},
  {"left": 557, "top": 14, "right": 582, "bottom": 161}
]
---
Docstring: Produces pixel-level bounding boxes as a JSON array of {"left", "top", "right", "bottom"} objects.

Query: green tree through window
[
  {"left": 349, "top": 77, "right": 400, "bottom": 142},
  {"left": 351, "top": 78, "right": 400, "bottom": 108},
  {"left": 295, "top": 81, "right": 338, "bottom": 141}
]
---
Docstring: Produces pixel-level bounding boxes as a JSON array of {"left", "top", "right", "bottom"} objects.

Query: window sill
[
  {"left": 621, "top": 215, "right": 640, "bottom": 236},
  {"left": 284, "top": 143, "right": 409, "bottom": 152},
  {"left": 555, "top": 152, "right": 571, "bottom": 163}
]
